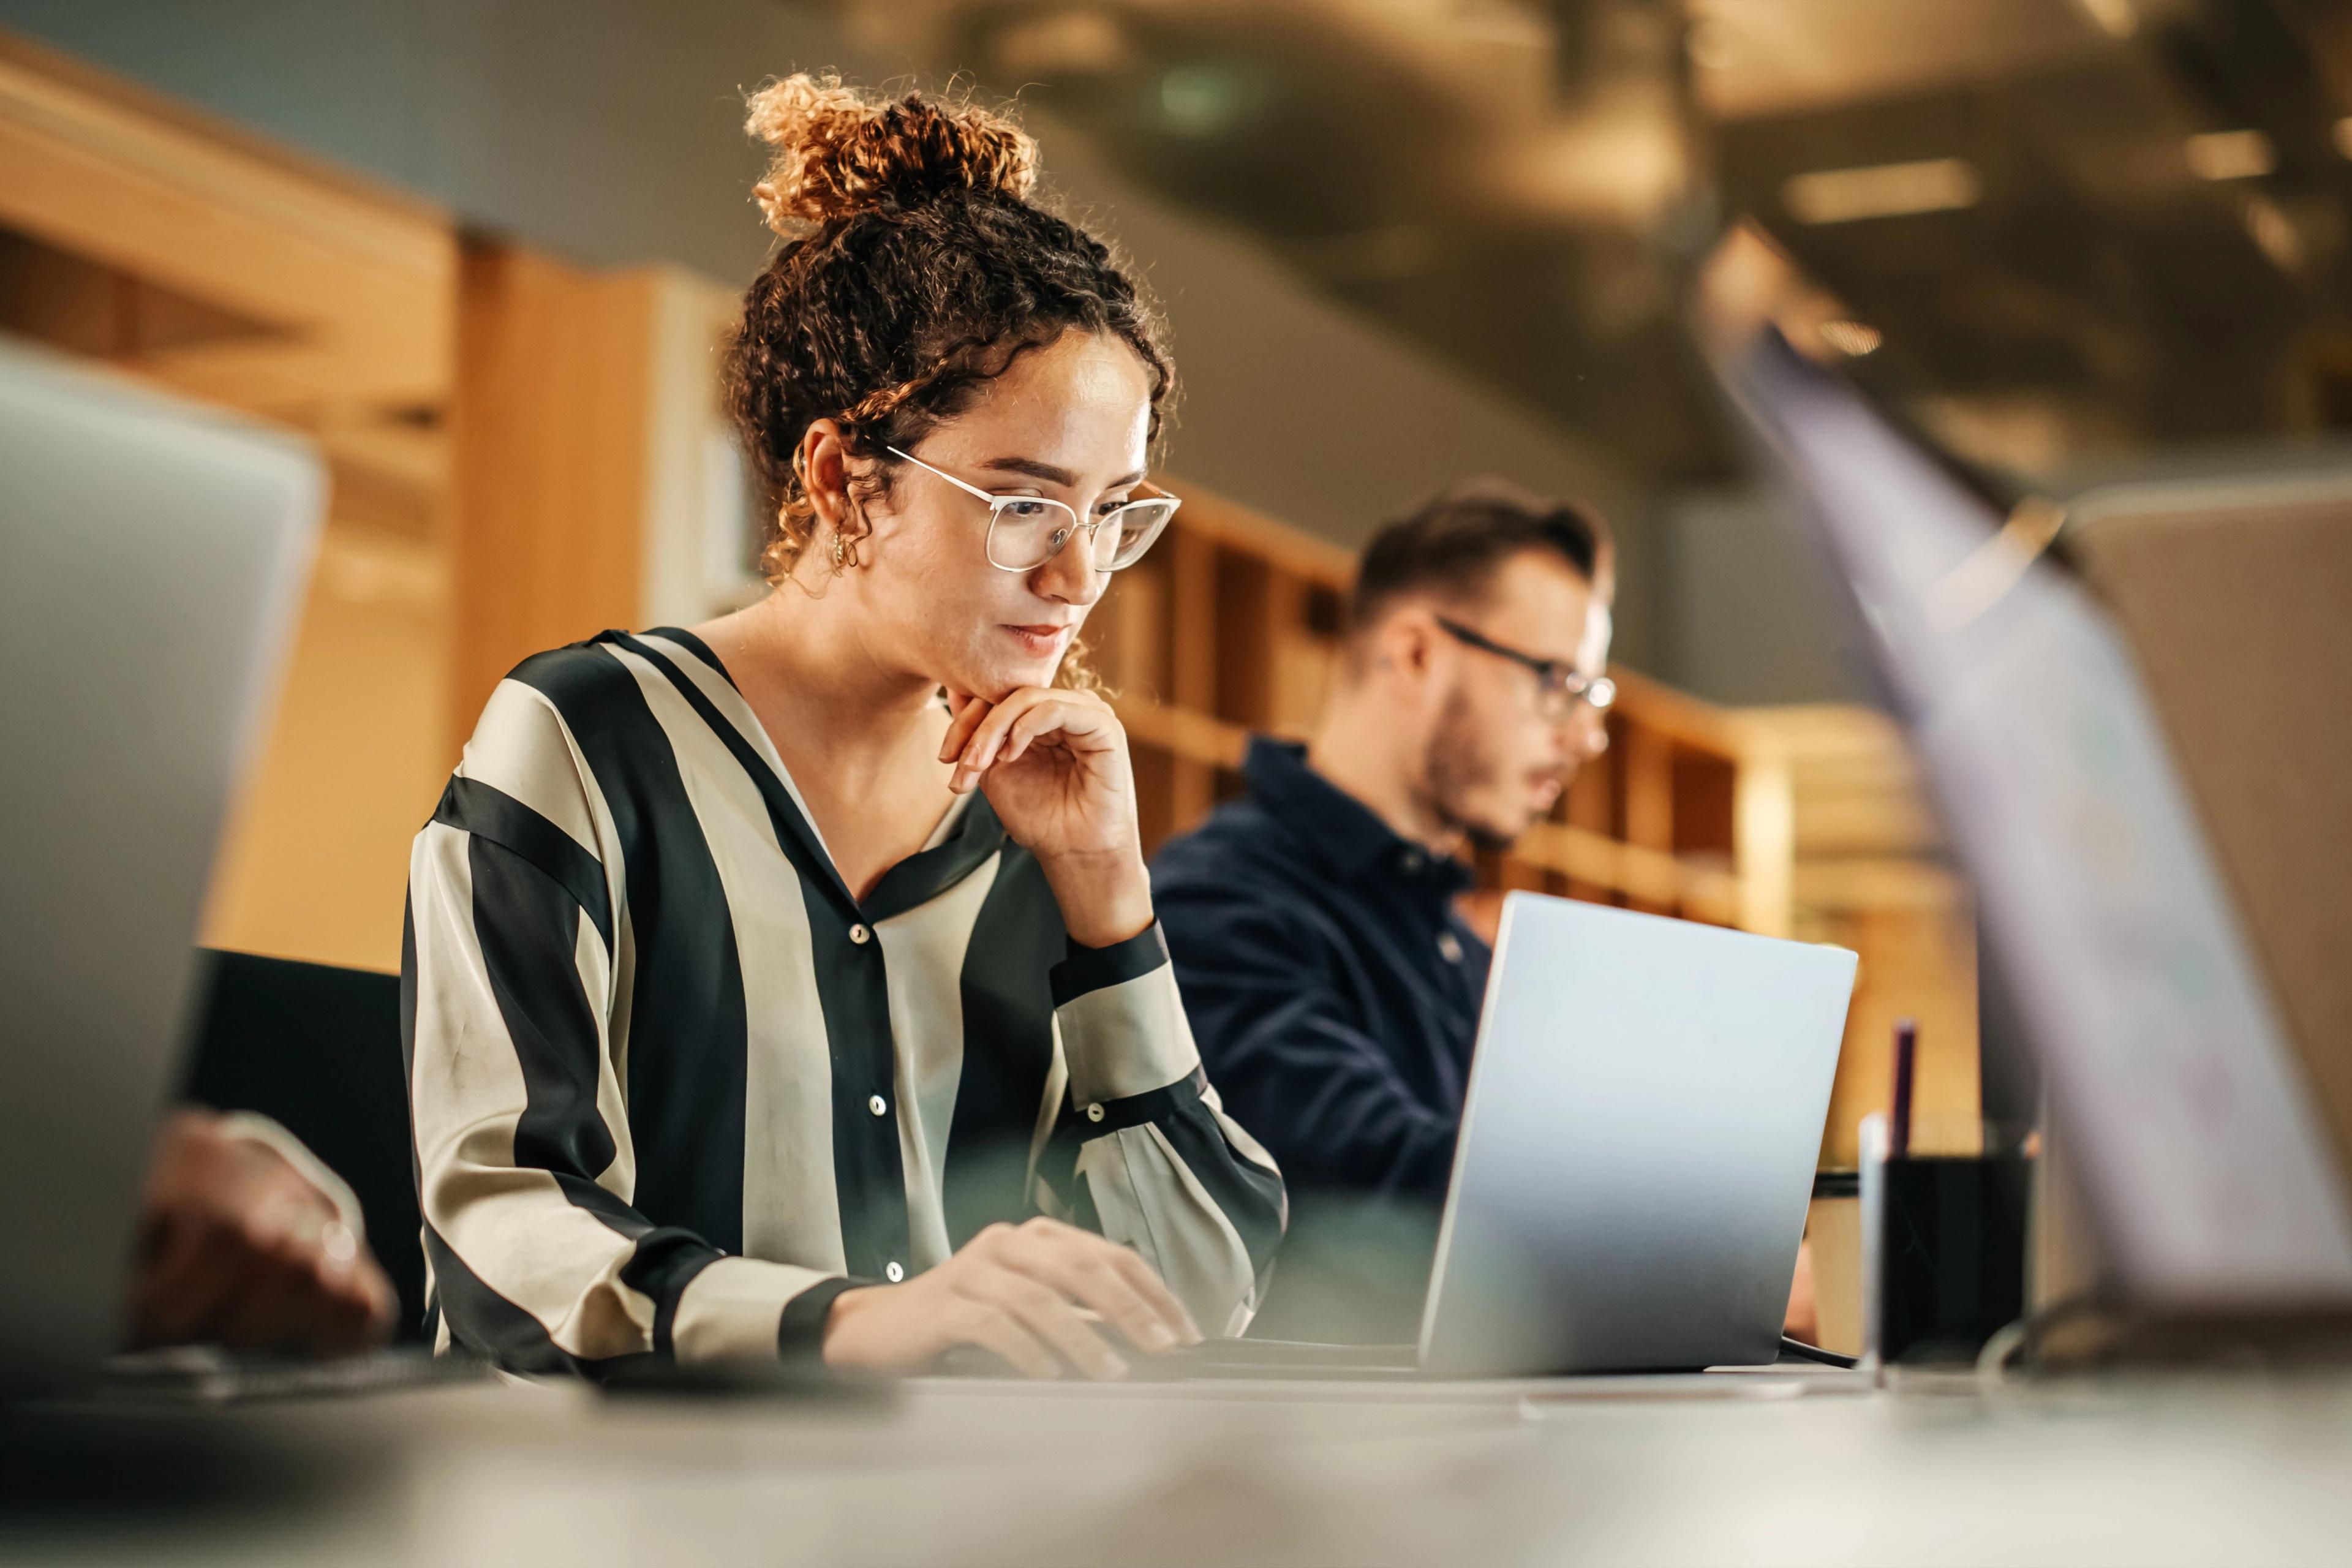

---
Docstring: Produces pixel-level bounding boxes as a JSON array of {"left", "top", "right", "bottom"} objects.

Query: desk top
[{"left": 6, "top": 1367, "right": 2351, "bottom": 1566}]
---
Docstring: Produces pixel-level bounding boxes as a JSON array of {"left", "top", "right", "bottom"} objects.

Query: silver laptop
[
  {"left": 1419, "top": 894, "right": 1855, "bottom": 1376},
  {"left": 1153, "top": 892, "right": 1855, "bottom": 1380},
  {"left": 0, "top": 341, "right": 322, "bottom": 1400}
]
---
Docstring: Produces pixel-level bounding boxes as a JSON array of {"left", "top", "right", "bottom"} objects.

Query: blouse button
[
  {"left": 868, "top": 1094, "right": 888, "bottom": 1117},
  {"left": 884, "top": 1261, "right": 905, "bottom": 1283},
  {"left": 1437, "top": 931, "right": 1464, "bottom": 964},
  {"left": 849, "top": 923, "right": 871, "bottom": 944}
]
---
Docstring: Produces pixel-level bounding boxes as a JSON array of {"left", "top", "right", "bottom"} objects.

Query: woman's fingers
[
  {"left": 997, "top": 699, "right": 1066, "bottom": 766},
  {"left": 950, "top": 691, "right": 1041, "bottom": 788},
  {"left": 1101, "top": 1245, "right": 1204, "bottom": 1344},
  {"left": 958, "top": 688, "right": 1116, "bottom": 774},
  {"left": 938, "top": 693, "right": 992, "bottom": 766},
  {"left": 1000, "top": 1218, "right": 1199, "bottom": 1351},
  {"left": 1000, "top": 695, "right": 1101, "bottom": 765},
  {"left": 964, "top": 1270, "right": 1128, "bottom": 1380},
  {"left": 952, "top": 1299, "right": 1063, "bottom": 1380}
]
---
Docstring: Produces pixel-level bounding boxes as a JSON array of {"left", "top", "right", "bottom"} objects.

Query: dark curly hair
[{"left": 725, "top": 73, "right": 1176, "bottom": 619}]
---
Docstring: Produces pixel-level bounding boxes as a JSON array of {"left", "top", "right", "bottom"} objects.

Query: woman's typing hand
[{"left": 821, "top": 1216, "right": 1200, "bottom": 1380}]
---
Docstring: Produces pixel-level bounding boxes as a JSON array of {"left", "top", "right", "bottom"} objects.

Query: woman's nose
[{"left": 1033, "top": 530, "right": 1106, "bottom": 605}]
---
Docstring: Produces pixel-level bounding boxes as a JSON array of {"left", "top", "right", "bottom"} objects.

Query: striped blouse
[{"left": 402, "top": 628, "right": 1285, "bottom": 1374}]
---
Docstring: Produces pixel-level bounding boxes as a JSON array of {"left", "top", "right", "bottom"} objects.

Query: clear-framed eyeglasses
[
  {"left": 886, "top": 445, "right": 1181, "bottom": 573},
  {"left": 1434, "top": 615, "right": 1616, "bottom": 722}
]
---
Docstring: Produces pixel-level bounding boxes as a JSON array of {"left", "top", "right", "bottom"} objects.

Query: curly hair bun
[{"left": 746, "top": 72, "right": 1039, "bottom": 232}]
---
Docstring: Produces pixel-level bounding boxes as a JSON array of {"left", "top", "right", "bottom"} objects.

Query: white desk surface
[{"left": 6, "top": 1366, "right": 2351, "bottom": 1566}]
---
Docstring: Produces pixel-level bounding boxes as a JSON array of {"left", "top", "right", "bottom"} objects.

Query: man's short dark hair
[{"left": 1349, "top": 477, "right": 1610, "bottom": 631}]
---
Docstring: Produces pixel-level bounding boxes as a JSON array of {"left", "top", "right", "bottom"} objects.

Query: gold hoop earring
[{"left": 831, "top": 529, "right": 862, "bottom": 575}]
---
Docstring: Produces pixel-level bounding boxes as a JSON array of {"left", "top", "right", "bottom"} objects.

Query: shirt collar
[{"left": 1242, "top": 736, "right": 1474, "bottom": 897}]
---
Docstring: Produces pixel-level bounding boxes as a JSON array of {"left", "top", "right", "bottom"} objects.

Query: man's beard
[{"left": 1423, "top": 695, "right": 1520, "bottom": 855}]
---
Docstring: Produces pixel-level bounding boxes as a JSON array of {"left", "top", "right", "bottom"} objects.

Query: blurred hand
[
  {"left": 1784, "top": 1236, "right": 1819, "bottom": 1344},
  {"left": 128, "top": 1108, "right": 397, "bottom": 1357},
  {"left": 940, "top": 687, "right": 1153, "bottom": 946},
  {"left": 823, "top": 1216, "right": 1200, "bottom": 1380}
]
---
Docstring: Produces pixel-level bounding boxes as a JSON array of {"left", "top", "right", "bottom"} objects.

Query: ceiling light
[
  {"left": 1817, "top": 320, "right": 1883, "bottom": 357},
  {"left": 2185, "top": 130, "right": 2275, "bottom": 181},
  {"left": 1782, "top": 159, "right": 1982, "bottom": 225},
  {"left": 2076, "top": 0, "right": 2138, "bottom": 39},
  {"left": 1158, "top": 63, "right": 1263, "bottom": 138},
  {"left": 990, "top": 11, "right": 1136, "bottom": 78}
]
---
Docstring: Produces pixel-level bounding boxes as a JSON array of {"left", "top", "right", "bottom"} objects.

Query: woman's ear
[{"left": 797, "top": 420, "right": 859, "bottom": 538}]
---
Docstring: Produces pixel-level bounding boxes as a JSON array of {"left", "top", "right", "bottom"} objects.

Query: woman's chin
[{"left": 943, "top": 652, "right": 1062, "bottom": 704}]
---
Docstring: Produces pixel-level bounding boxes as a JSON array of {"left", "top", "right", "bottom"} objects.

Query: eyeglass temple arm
[{"left": 885, "top": 445, "right": 1001, "bottom": 507}]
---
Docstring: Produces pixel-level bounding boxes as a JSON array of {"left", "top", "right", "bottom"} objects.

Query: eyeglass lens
[{"left": 987, "top": 497, "right": 1178, "bottom": 571}]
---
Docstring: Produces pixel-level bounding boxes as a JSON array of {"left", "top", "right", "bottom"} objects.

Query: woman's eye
[
  {"left": 1000, "top": 499, "right": 1053, "bottom": 520},
  {"left": 1096, "top": 497, "right": 1134, "bottom": 518}
]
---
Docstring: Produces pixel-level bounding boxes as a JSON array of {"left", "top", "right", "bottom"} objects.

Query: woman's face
[{"left": 848, "top": 329, "right": 1155, "bottom": 702}]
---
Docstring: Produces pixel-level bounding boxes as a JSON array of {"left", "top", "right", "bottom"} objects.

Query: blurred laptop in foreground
[
  {"left": 0, "top": 341, "right": 396, "bottom": 1398},
  {"left": 1697, "top": 227, "right": 2352, "bottom": 1335}
]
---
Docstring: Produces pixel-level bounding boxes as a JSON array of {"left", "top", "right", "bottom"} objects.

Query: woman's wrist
[
  {"left": 1038, "top": 847, "right": 1155, "bottom": 949},
  {"left": 821, "top": 1281, "right": 885, "bottom": 1366}
]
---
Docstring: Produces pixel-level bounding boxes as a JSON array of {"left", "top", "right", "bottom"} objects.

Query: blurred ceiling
[{"left": 826, "top": 0, "right": 2352, "bottom": 499}]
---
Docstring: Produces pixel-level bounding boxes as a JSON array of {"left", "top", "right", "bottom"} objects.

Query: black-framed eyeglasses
[
  {"left": 1434, "top": 616, "right": 1616, "bottom": 720},
  {"left": 888, "top": 445, "right": 1180, "bottom": 572}
]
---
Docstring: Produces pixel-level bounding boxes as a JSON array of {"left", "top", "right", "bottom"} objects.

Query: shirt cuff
[
  {"left": 1050, "top": 924, "right": 1202, "bottom": 1109},
  {"left": 778, "top": 1275, "right": 874, "bottom": 1363},
  {"left": 669, "top": 1257, "right": 865, "bottom": 1365},
  {"left": 1049, "top": 921, "right": 1170, "bottom": 1008}
]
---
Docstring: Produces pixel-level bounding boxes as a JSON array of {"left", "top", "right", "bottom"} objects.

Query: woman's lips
[{"left": 1001, "top": 624, "right": 1074, "bottom": 656}]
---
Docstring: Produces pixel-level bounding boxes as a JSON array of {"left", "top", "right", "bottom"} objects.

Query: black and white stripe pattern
[{"left": 402, "top": 630, "right": 1284, "bottom": 1374}]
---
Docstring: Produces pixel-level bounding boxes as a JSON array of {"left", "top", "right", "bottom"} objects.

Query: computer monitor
[{"left": 1709, "top": 316, "right": 2352, "bottom": 1311}]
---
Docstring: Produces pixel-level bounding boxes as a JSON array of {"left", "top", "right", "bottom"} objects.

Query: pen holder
[{"left": 1859, "top": 1114, "right": 2033, "bottom": 1368}]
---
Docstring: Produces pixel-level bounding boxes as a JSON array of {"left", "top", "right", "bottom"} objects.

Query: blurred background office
[{"left": 6, "top": 0, "right": 2350, "bottom": 1354}]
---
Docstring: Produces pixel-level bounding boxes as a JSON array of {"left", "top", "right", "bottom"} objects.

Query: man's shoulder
[{"left": 1152, "top": 796, "right": 1311, "bottom": 892}]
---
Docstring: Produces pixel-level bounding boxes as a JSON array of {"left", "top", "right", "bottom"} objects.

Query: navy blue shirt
[{"left": 1152, "top": 737, "right": 1491, "bottom": 1203}]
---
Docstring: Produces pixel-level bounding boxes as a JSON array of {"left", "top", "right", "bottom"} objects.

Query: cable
[{"left": 1778, "top": 1333, "right": 1858, "bottom": 1369}]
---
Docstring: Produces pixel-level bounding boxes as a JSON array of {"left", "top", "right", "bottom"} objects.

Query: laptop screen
[{"left": 1721, "top": 326, "right": 2352, "bottom": 1309}]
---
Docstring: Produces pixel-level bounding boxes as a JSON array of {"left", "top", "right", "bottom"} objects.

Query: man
[{"left": 1152, "top": 478, "right": 1615, "bottom": 1338}]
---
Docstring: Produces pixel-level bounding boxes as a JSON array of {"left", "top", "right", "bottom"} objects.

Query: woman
[{"left": 404, "top": 75, "right": 1283, "bottom": 1379}]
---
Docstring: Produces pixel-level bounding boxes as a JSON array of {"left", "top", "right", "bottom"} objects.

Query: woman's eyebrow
[{"left": 981, "top": 456, "right": 1148, "bottom": 489}]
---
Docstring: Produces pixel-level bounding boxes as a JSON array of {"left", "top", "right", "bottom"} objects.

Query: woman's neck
[
  {"left": 724, "top": 589, "right": 938, "bottom": 755},
  {"left": 694, "top": 587, "right": 954, "bottom": 897}
]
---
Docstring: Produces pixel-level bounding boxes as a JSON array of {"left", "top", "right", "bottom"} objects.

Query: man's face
[{"left": 1420, "top": 551, "right": 1613, "bottom": 851}]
